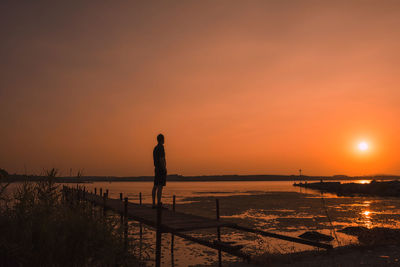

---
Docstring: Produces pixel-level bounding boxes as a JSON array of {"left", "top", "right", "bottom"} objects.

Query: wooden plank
[
  {"left": 171, "top": 223, "right": 230, "bottom": 232},
  {"left": 171, "top": 231, "right": 251, "bottom": 261},
  {"left": 71, "top": 188, "right": 333, "bottom": 252},
  {"left": 167, "top": 221, "right": 219, "bottom": 229},
  {"left": 161, "top": 217, "right": 213, "bottom": 223},
  {"left": 229, "top": 224, "right": 333, "bottom": 250}
]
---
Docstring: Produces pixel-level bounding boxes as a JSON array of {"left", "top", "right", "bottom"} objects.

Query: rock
[
  {"left": 298, "top": 231, "right": 334, "bottom": 242},
  {"left": 338, "top": 226, "right": 368, "bottom": 236}
]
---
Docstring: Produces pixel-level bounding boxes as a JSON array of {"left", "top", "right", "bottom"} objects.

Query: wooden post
[
  {"left": 69, "top": 187, "right": 72, "bottom": 203},
  {"left": 103, "top": 193, "right": 107, "bottom": 217},
  {"left": 66, "top": 187, "right": 68, "bottom": 205},
  {"left": 171, "top": 195, "right": 176, "bottom": 265},
  {"left": 120, "top": 193, "right": 123, "bottom": 226},
  {"left": 171, "top": 233, "right": 175, "bottom": 267},
  {"left": 124, "top": 197, "right": 128, "bottom": 251},
  {"left": 139, "top": 192, "right": 142, "bottom": 205},
  {"left": 124, "top": 198, "right": 128, "bottom": 218},
  {"left": 73, "top": 187, "right": 76, "bottom": 205},
  {"left": 216, "top": 198, "right": 222, "bottom": 267},
  {"left": 72, "top": 187, "right": 75, "bottom": 205},
  {"left": 139, "top": 222, "right": 143, "bottom": 259},
  {"left": 90, "top": 192, "right": 93, "bottom": 218},
  {"left": 106, "top": 189, "right": 109, "bottom": 198},
  {"left": 61, "top": 186, "right": 65, "bottom": 203},
  {"left": 94, "top": 187, "right": 97, "bottom": 195},
  {"left": 155, "top": 202, "right": 163, "bottom": 267},
  {"left": 100, "top": 188, "right": 102, "bottom": 197}
]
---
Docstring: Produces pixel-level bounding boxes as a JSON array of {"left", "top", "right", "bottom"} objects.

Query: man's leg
[
  {"left": 152, "top": 185, "right": 157, "bottom": 207},
  {"left": 157, "top": 185, "right": 163, "bottom": 205}
]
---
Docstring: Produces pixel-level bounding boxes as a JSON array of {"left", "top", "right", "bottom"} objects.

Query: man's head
[{"left": 157, "top": 134, "right": 164, "bottom": 144}]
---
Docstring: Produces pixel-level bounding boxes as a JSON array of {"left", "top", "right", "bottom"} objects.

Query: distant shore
[
  {"left": 3, "top": 174, "right": 400, "bottom": 183},
  {"left": 294, "top": 180, "right": 400, "bottom": 197}
]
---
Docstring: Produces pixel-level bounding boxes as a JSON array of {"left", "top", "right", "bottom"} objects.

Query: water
[
  {"left": 77, "top": 180, "right": 400, "bottom": 266},
  {"left": 80, "top": 180, "right": 301, "bottom": 203}
]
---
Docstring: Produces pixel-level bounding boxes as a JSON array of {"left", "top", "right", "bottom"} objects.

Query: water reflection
[
  {"left": 75, "top": 181, "right": 400, "bottom": 266},
  {"left": 363, "top": 210, "right": 371, "bottom": 216},
  {"left": 361, "top": 210, "right": 372, "bottom": 228},
  {"left": 358, "top": 201, "right": 373, "bottom": 228}
]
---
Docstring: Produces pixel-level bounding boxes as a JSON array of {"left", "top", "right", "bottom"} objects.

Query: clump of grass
[
  {"left": 356, "top": 227, "right": 400, "bottom": 246},
  {"left": 0, "top": 168, "right": 140, "bottom": 267}
]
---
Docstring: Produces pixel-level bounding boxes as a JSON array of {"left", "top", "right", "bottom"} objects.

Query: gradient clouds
[{"left": 1, "top": 1, "right": 400, "bottom": 176}]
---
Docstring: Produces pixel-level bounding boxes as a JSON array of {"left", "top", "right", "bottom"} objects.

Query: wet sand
[
  {"left": 173, "top": 191, "right": 400, "bottom": 266},
  {"left": 8, "top": 182, "right": 400, "bottom": 266},
  {"left": 223, "top": 245, "right": 400, "bottom": 267},
  {"left": 177, "top": 191, "right": 400, "bottom": 233}
]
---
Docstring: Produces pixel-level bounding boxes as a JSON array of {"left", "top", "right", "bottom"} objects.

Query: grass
[{"left": 0, "top": 169, "right": 140, "bottom": 267}]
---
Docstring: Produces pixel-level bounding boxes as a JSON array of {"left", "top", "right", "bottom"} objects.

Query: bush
[
  {"left": 0, "top": 170, "right": 139, "bottom": 267},
  {"left": 0, "top": 168, "right": 8, "bottom": 178}
]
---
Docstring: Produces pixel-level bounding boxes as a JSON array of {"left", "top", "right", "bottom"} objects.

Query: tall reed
[{"left": 0, "top": 169, "right": 140, "bottom": 267}]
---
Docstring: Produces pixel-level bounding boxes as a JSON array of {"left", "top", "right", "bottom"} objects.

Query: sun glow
[
  {"left": 363, "top": 210, "right": 371, "bottom": 216},
  {"left": 358, "top": 141, "right": 369, "bottom": 151}
]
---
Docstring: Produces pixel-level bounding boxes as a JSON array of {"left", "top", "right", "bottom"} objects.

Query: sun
[{"left": 358, "top": 141, "right": 369, "bottom": 151}]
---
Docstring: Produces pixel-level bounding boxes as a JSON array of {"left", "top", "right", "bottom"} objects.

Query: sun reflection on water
[
  {"left": 358, "top": 200, "right": 374, "bottom": 228},
  {"left": 361, "top": 207, "right": 372, "bottom": 229},
  {"left": 363, "top": 210, "right": 371, "bottom": 216}
]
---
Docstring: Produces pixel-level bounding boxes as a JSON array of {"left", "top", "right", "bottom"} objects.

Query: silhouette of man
[{"left": 152, "top": 133, "right": 166, "bottom": 208}]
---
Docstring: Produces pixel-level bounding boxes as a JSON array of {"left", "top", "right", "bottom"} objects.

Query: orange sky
[{"left": 1, "top": 1, "right": 400, "bottom": 176}]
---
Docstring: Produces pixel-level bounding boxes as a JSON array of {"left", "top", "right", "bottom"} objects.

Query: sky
[{"left": 1, "top": 1, "right": 400, "bottom": 176}]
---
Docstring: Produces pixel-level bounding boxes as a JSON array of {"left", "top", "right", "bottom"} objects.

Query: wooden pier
[{"left": 63, "top": 186, "right": 332, "bottom": 266}]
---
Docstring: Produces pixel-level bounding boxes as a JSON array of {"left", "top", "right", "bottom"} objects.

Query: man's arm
[{"left": 161, "top": 146, "right": 166, "bottom": 171}]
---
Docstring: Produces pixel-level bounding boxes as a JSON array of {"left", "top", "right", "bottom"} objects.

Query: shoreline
[
  {"left": 3, "top": 174, "right": 400, "bottom": 183},
  {"left": 294, "top": 180, "right": 400, "bottom": 198}
]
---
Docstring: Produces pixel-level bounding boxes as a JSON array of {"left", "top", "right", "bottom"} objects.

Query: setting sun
[{"left": 358, "top": 142, "right": 369, "bottom": 151}]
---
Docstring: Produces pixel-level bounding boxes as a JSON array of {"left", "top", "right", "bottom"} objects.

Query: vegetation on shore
[
  {"left": 2, "top": 167, "right": 399, "bottom": 183},
  {"left": 252, "top": 227, "right": 400, "bottom": 266},
  {"left": 0, "top": 169, "right": 139, "bottom": 267},
  {"left": 294, "top": 180, "right": 400, "bottom": 197}
]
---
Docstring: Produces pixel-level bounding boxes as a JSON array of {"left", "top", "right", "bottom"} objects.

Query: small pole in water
[
  {"left": 139, "top": 192, "right": 142, "bottom": 205},
  {"left": 171, "top": 233, "right": 175, "bottom": 267},
  {"left": 120, "top": 193, "right": 123, "bottom": 225},
  {"left": 139, "top": 222, "right": 143, "bottom": 259},
  {"left": 299, "top": 169, "right": 302, "bottom": 182},
  {"left": 171, "top": 195, "right": 176, "bottom": 266},
  {"left": 103, "top": 193, "right": 107, "bottom": 217},
  {"left": 124, "top": 197, "right": 128, "bottom": 251},
  {"left": 94, "top": 188, "right": 97, "bottom": 195},
  {"left": 216, "top": 198, "right": 222, "bottom": 267},
  {"left": 155, "top": 202, "right": 163, "bottom": 267}
]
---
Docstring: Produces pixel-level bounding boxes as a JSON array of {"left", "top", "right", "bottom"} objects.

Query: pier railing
[{"left": 63, "top": 185, "right": 332, "bottom": 266}]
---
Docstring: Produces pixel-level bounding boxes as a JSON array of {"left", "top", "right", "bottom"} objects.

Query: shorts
[{"left": 154, "top": 168, "right": 166, "bottom": 186}]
